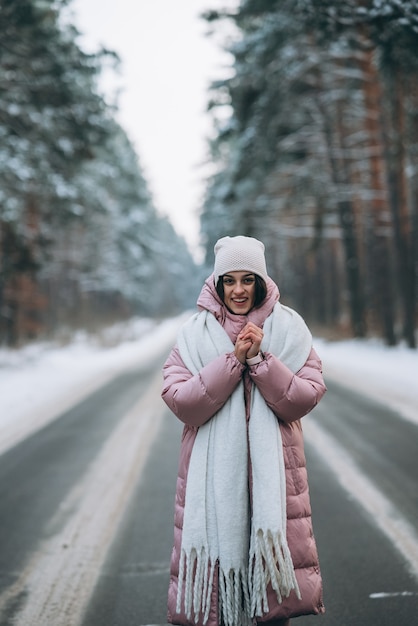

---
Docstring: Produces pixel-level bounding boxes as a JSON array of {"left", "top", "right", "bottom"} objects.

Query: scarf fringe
[
  {"left": 249, "top": 528, "right": 301, "bottom": 617},
  {"left": 219, "top": 565, "right": 252, "bottom": 626},
  {"left": 177, "top": 546, "right": 251, "bottom": 626},
  {"left": 177, "top": 531, "right": 301, "bottom": 626},
  {"left": 176, "top": 547, "right": 215, "bottom": 625}
]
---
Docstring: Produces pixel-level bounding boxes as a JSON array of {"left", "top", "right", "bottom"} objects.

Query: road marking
[
  {"left": 0, "top": 370, "right": 168, "bottom": 626},
  {"left": 370, "top": 592, "right": 418, "bottom": 599},
  {"left": 303, "top": 419, "right": 418, "bottom": 581}
]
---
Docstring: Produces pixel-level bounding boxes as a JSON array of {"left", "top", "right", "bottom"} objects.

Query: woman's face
[{"left": 221, "top": 271, "right": 256, "bottom": 315}]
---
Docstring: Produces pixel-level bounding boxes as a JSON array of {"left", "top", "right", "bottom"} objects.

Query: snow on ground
[
  {"left": 0, "top": 317, "right": 416, "bottom": 456},
  {"left": 314, "top": 336, "right": 418, "bottom": 426},
  {"left": 0, "top": 314, "right": 189, "bottom": 456}
]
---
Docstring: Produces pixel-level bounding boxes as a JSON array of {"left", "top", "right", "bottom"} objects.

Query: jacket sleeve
[
  {"left": 248, "top": 347, "right": 326, "bottom": 423},
  {"left": 161, "top": 345, "right": 246, "bottom": 427}
]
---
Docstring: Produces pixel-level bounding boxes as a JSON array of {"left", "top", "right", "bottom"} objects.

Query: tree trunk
[
  {"left": 317, "top": 93, "right": 367, "bottom": 338},
  {"left": 384, "top": 68, "right": 416, "bottom": 347},
  {"left": 357, "top": 39, "right": 397, "bottom": 345}
]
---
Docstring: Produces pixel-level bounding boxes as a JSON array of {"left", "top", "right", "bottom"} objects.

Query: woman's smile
[{"left": 222, "top": 271, "right": 256, "bottom": 314}]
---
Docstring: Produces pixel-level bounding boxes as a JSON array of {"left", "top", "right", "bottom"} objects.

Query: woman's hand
[{"left": 234, "top": 322, "right": 264, "bottom": 363}]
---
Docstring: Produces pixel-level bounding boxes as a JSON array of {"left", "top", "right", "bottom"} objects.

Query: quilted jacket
[{"left": 162, "top": 275, "right": 327, "bottom": 625}]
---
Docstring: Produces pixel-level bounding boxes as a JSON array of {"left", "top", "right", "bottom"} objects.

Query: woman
[{"left": 162, "top": 235, "right": 327, "bottom": 626}]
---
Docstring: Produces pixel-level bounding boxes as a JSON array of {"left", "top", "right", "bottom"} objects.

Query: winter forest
[
  {"left": 0, "top": 0, "right": 198, "bottom": 346},
  {"left": 2, "top": 0, "right": 418, "bottom": 348}
]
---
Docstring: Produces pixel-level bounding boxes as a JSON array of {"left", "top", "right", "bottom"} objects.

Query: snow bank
[
  {"left": 0, "top": 315, "right": 188, "bottom": 455},
  {"left": 315, "top": 337, "right": 418, "bottom": 426}
]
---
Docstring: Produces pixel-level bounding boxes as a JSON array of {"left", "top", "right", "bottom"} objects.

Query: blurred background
[{"left": 0, "top": 0, "right": 417, "bottom": 349}]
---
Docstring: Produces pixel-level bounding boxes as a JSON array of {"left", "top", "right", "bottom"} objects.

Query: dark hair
[{"left": 216, "top": 274, "right": 267, "bottom": 309}]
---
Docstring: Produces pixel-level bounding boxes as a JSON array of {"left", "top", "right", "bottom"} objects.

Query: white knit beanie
[{"left": 213, "top": 235, "right": 269, "bottom": 285}]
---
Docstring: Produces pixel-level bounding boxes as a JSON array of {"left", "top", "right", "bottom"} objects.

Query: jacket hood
[{"left": 196, "top": 273, "right": 280, "bottom": 342}]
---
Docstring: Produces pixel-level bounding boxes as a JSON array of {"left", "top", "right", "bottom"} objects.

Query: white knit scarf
[{"left": 176, "top": 303, "right": 312, "bottom": 626}]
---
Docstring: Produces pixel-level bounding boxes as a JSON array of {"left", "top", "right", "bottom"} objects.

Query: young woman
[{"left": 162, "top": 235, "right": 327, "bottom": 626}]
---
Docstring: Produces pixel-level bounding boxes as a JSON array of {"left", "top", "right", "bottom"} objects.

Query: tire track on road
[{"left": 0, "top": 370, "right": 167, "bottom": 626}]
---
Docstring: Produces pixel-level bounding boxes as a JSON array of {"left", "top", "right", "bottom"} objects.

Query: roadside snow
[
  {"left": 0, "top": 315, "right": 188, "bottom": 456},
  {"left": 314, "top": 337, "right": 418, "bottom": 426},
  {"left": 0, "top": 318, "right": 416, "bottom": 457}
]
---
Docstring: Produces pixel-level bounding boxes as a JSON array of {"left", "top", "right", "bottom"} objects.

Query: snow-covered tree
[
  {"left": 0, "top": 0, "right": 197, "bottom": 345},
  {"left": 200, "top": 0, "right": 418, "bottom": 346}
]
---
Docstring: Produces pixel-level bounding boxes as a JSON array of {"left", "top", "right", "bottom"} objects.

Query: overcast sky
[{"left": 69, "top": 0, "right": 237, "bottom": 259}]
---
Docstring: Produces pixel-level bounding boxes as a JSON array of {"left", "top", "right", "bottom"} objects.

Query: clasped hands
[{"left": 234, "top": 322, "right": 264, "bottom": 365}]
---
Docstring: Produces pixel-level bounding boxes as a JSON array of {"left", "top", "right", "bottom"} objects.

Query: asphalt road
[{"left": 0, "top": 360, "right": 417, "bottom": 625}]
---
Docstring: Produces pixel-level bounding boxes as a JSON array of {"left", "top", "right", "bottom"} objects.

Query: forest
[
  {"left": 200, "top": 0, "right": 418, "bottom": 348},
  {"left": 0, "top": 0, "right": 198, "bottom": 346},
  {"left": 1, "top": 0, "right": 417, "bottom": 348}
]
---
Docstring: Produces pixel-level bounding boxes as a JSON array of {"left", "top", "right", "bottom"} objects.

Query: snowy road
[
  {"left": 300, "top": 380, "right": 418, "bottom": 626},
  {"left": 0, "top": 321, "right": 417, "bottom": 625},
  {"left": 0, "top": 356, "right": 173, "bottom": 625},
  {"left": 0, "top": 318, "right": 184, "bottom": 626}
]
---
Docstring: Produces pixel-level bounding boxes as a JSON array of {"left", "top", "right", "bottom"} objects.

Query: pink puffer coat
[{"left": 162, "top": 275, "right": 327, "bottom": 625}]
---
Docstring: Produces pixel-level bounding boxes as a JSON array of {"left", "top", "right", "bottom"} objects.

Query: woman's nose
[{"left": 233, "top": 281, "right": 245, "bottom": 293}]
